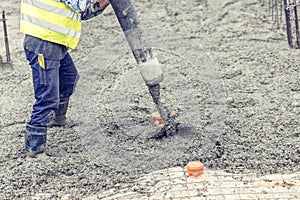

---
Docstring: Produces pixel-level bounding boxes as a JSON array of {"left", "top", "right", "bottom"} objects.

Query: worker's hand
[
  {"left": 81, "top": 0, "right": 109, "bottom": 20},
  {"left": 96, "top": 0, "right": 110, "bottom": 10}
]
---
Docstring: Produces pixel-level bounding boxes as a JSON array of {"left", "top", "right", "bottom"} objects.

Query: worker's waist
[{"left": 23, "top": 35, "right": 68, "bottom": 60}]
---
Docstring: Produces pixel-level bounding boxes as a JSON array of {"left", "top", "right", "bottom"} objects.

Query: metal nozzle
[{"left": 148, "top": 84, "right": 160, "bottom": 105}]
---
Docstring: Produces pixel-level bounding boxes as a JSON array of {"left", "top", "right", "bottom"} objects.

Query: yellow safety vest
[{"left": 20, "top": 0, "right": 81, "bottom": 49}]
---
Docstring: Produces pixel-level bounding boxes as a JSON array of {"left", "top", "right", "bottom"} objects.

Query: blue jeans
[{"left": 25, "top": 49, "right": 79, "bottom": 127}]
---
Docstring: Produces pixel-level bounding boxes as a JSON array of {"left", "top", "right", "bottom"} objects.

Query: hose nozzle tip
[{"left": 151, "top": 112, "right": 165, "bottom": 127}]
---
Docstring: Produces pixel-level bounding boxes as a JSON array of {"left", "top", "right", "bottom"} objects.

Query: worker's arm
[
  {"left": 81, "top": 0, "right": 110, "bottom": 20},
  {"left": 56, "top": 0, "right": 110, "bottom": 20}
]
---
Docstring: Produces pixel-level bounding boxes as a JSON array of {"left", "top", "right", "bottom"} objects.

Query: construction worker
[{"left": 20, "top": 0, "right": 110, "bottom": 157}]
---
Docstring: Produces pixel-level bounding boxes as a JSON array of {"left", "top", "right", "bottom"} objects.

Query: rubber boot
[
  {"left": 52, "top": 97, "right": 69, "bottom": 127},
  {"left": 25, "top": 124, "right": 47, "bottom": 158}
]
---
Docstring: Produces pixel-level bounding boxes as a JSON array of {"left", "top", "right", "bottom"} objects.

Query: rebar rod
[
  {"left": 284, "top": 0, "right": 293, "bottom": 47},
  {"left": 279, "top": 0, "right": 283, "bottom": 23},
  {"left": 293, "top": 0, "right": 300, "bottom": 47},
  {"left": 275, "top": 0, "right": 280, "bottom": 28},
  {"left": 285, "top": 2, "right": 300, "bottom": 9},
  {"left": 0, "top": 47, "right": 3, "bottom": 63},
  {"left": 271, "top": 0, "right": 274, "bottom": 20},
  {"left": 2, "top": 10, "right": 10, "bottom": 63}
]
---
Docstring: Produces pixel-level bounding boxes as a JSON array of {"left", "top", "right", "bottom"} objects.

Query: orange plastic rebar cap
[{"left": 187, "top": 161, "right": 204, "bottom": 177}]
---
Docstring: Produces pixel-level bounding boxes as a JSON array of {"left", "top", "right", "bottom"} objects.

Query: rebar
[
  {"left": 263, "top": 0, "right": 300, "bottom": 48},
  {"left": 0, "top": 47, "right": 3, "bottom": 63},
  {"left": 275, "top": 0, "right": 279, "bottom": 28},
  {"left": 2, "top": 10, "right": 11, "bottom": 63},
  {"left": 268, "top": 0, "right": 284, "bottom": 28},
  {"left": 271, "top": 0, "right": 274, "bottom": 20},
  {"left": 279, "top": 0, "right": 283, "bottom": 23},
  {"left": 283, "top": 0, "right": 295, "bottom": 47},
  {"left": 293, "top": 0, "right": 300, "bottom": 47}
]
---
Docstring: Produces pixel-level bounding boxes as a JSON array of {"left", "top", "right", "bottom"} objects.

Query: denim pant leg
[
  {"left": 25, "top": 49, "right": 60, "bottom": 127},
  {"left": 59, "top": 52, "right": 79, "bottom": 99}
]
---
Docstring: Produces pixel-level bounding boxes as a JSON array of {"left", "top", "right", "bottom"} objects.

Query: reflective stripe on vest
[{"left": 20, "top": 0, "right": 81, "bottom": 49}]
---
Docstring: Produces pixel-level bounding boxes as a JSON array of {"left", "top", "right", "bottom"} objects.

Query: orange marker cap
[{"left": 187, "top": 161, "right": 204, "bottom": 177}]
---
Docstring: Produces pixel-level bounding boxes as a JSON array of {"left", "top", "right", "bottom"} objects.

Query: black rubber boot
[
  {"left": 52, "top": 97, "right": 69, "bottom": 127},
  {"left": 25, "top": 124, "right": 47, "bottom": 158}
]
